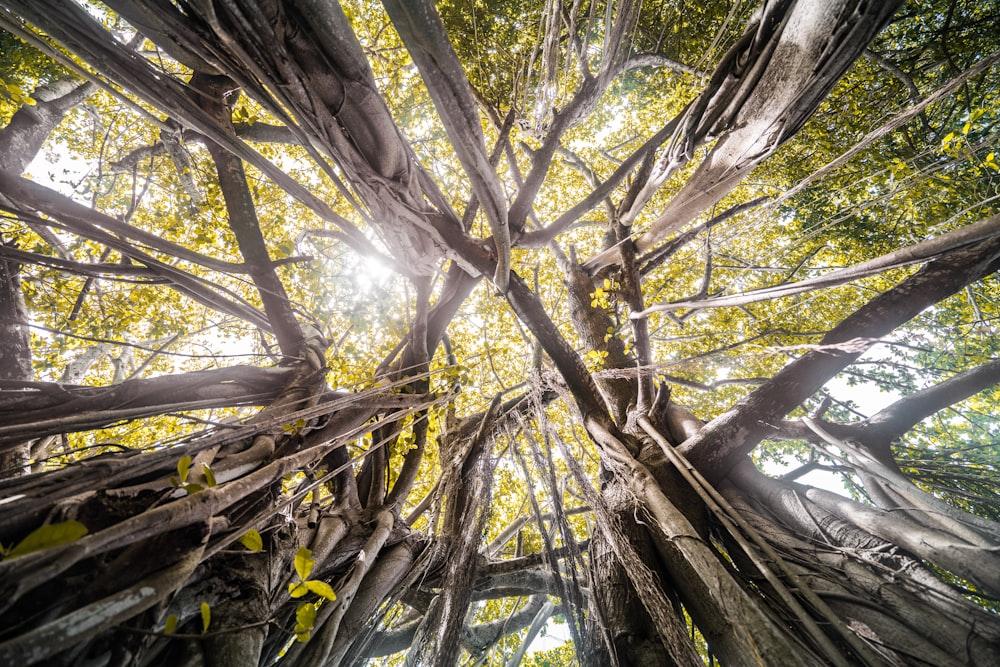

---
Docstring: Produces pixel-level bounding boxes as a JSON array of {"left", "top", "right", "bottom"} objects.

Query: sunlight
[{"left": 353, "top": 254, "right": 393, "bottom": 292}]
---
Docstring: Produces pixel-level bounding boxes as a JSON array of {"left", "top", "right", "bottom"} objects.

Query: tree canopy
[{"left": 0, "top": 1, "right": 999, "bottom": 665}]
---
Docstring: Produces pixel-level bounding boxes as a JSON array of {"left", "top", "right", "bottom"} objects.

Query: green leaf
[
  {"left": 200, "top": 601, "right": 211, "bottom": 634},
  {"left": 177, "top": 455, "right": 192, "bottom": 484},
  {"left": 164, "top": 615, "right": 178, "bottom": 634},
  {"left": 288, "top": 582, "right": 309, "bottom": 598},
  {"left": 7, "top": 520, "right": 88, "bottom": 559},
  {"left": 239, "top": 529, "right": 263, "bottom": 551},
  {"left": 304, "top": 580, "right": 337, "bottom": 602},
  {"left": 202, "top": 463, "right": 217, "bottom": 487},
  {"left": 294, "top": 546, "right": 314, "bottom": 581}
]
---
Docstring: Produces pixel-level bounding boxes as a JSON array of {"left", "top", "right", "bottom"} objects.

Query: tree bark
[{"left": 0, "top": 240, "right": 31, "bottom": 476}]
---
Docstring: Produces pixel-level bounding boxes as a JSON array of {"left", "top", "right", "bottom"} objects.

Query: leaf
[
  {"left": 293, "top": 600, "right": 316, "bottom": 643},
  {"left": 304, "top": 580, "right": 337, "bottom": 602},
  {"left": 288, "top": 582, "right": 309, "bottom": 598},
  {"left": 239, "top": 529, "right": 263, "bottom": 551},
  {"left": 295, "top": 602, "right": 317, "bottom": 631},
  {"left": 202, "top": 463, "right": 217, "bottom": 487},
  {"left": 200, "top": 601, "right": 211, "bottom": 634},
  {"left": 7, "top": 520, "right": 88, "bottom": 559},
  {"left": 177, "top": 455, "right": 192, "bottom": 484},
  {"left": 164, "top": 615, "right": 178, "bottom": 634},
  {"left": 294, "top": 546, "right": 314, "bottom": 581}
]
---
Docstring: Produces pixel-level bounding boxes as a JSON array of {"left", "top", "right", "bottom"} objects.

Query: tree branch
[
  {"left": 679, "top": 236, "right": 1000, "bottom": 482},
  {"left": 860, "top": 358, "right": 1000, "bottom": 453},
  {"left": 0, "top": 365, "right": 297, "bottom": 445}
]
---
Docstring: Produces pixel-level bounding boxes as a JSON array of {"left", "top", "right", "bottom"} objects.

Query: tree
[{"left": 0, "top": 0, "right": 998, "bottom": 665}]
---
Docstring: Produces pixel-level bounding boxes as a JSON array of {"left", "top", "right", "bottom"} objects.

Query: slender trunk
[
  {"left": 0, "top": 79, "right": 93, "bottom": 477},
  {"left": 0, "top": 241, "right": 31, "bottom": 478}
]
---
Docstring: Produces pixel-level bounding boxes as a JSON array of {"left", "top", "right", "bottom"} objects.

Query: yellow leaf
[
  {"left": 288, "top": 582, "right": 309, "bottom": 598},
  {"left": 239, "top": 529, "right": 263, "bottom": 551},
  {"left": 294, "top": 546, "right": 314, "bottom": 581},
  {"left": 202, "top": 463, "right": 217, "bottom": 487},
  {"left": 177, "top": 455, "right": 192, "bottom": 484},
  {"left": 296, "top": 602, "right": 317, "bottom": 630},
  {"left": 200, "top": 602, "right": 211, "bottom": 634},
  {"left": 6, "top": 520, "right": 88, "bottom": 559},
  {"left": 164, "top": 615, "right": 178, "bottom": 634},
  {"left": 304, "top": 579, "right": 337, "bottom": 601}
]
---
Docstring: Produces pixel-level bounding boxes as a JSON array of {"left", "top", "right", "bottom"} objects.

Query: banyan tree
[{"left": 0, "top": 0, "right": 998, "bottom": 664}]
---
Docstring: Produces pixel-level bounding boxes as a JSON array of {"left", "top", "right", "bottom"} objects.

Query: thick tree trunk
[{"left": 584, "top": 483, "right": 683, "bottom": 666}]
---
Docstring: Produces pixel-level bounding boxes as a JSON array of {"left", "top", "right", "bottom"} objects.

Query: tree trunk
[{"left": 0, "top": 239, "right": 31, "bottom": 477}]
